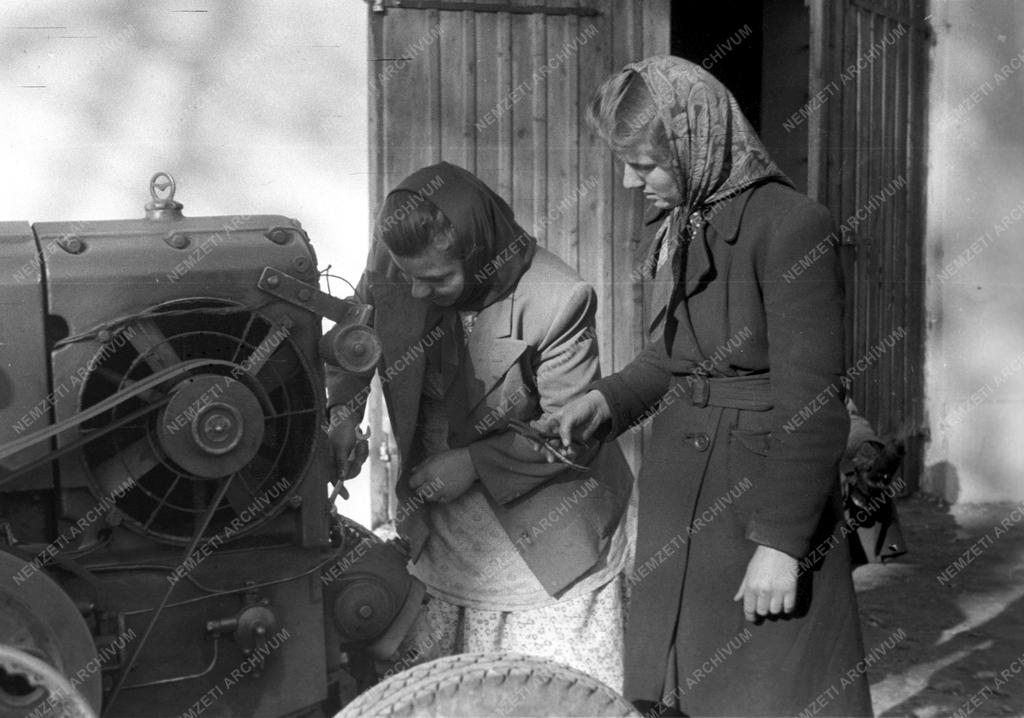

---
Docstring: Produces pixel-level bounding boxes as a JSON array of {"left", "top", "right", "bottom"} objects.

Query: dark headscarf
[{"left": 390, "top": 162, "right": 537, "bottom": 311}]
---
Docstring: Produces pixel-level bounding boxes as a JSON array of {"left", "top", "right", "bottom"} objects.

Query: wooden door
[
  {"left": 809, "top": 0, "right": 931, "bottom": 490},
  {"left": 365, "top": 0, "right": 670, "bottom": 526}
]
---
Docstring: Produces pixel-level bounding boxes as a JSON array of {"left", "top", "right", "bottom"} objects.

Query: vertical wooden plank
[
  {"left": 641, "top": 0, "right": 671, "bottom": 56},
  {"left": 577, "top": 0, "right": 613, "bottom": 378},
  {"left": 609, "top": 0, "right": 643, "bottom": 474},
  {"left": 366, "top": 7, "right": 390, "bottom": 529},
  {"left": 368, "top": 10, "right": 386, "bottom": 215},
  {"left": 893, "top": 1, "right": 910, "bottom": 445},
  {"left": 544, "top": 5, "right": 580, "bottom": 269},
  {"left": 829, "top": 1, "right": 849, "bottom": 220},
  {"left": 845, "top": 4, "right": 864, "bottom": 401},
  {"left": 439, "top": 11, "right": 475, "bottom": 169},
  {"left": 881, "top": 8, "right": 900, "bottom": 436},
  {"left": 530, "top": 13, "right": 549, "bottom": 247},
  {"left": 380, "top": 8, "right": 438, "bottom": 186},
  {"left": 872, "top": 10, "right": 888, "bottom": 428},
  {"left": 857, "top": 5, "right": 870, "bottom": 400},
  {"left": 864, "top": 8, "right": 880, "bottom": 416},
  {"left": 807, "top": 0, "right": 828, "bottom": 203},
  {"left": 429, "top": 8, "right": 443, "bottom": 163},
  {"left": 867, "top": 9, "right": 884, "bottom": 420},
  {"left": 904, "top": 10, "right": 928, "bottom": 491},
  {"left": 510, "top": 11, "right": 540, "bottom": 230},
  {"left": 497, "top": 11, "right": 514, "bottom": 200},
  {"left": 474, "top": 0, "right": 508, "bottom": 194}
]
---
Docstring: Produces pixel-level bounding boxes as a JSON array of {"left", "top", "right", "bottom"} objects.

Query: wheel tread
[{"left": 337, "top": 652, "right": 637, "bottom": 717}]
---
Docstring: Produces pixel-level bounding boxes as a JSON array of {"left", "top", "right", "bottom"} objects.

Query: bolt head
[
  {"left": 167, "top": 233, "right": 190, "bottom": 249},
  {"left": 202, "top": 413, "right": 233, "bottom": 441},
  {"left": 267, "top": 229, "right": 290, "bottom": 244}
]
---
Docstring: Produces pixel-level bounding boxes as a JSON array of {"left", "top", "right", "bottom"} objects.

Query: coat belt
[{"left": 670, "top": 373, "right": 772, "bottom": 411}]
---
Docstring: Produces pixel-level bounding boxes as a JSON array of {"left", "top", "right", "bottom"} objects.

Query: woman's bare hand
[
  {"left": 530, "top": 390, "right": 611, "bottom": 461},
  {"left": 733, "top": 544, "right": 799, "bottom": 622}
]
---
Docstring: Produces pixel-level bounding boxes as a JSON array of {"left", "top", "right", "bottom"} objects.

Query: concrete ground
[{"left": 857, "top": 494, "right": 1024, "bottom": 717}]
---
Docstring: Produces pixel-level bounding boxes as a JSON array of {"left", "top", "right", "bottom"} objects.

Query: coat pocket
[{"left": 727, "top": 429, "right": 771, "bottom": 522}]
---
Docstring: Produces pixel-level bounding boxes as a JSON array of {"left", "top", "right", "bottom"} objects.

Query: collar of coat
[
  {"left": 640, "top": 184, "right": 762, "bottom": 331},
  {"left": 642, "top": 182, "right": 758, "bottom": 244}
]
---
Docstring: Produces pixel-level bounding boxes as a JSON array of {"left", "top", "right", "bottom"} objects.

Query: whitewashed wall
[{"left": 925, "top": 2, "right": 1024, "bottom": 503}]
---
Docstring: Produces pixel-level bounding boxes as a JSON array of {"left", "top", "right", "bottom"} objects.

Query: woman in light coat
[{"left": 327, "top": 161, "right": 632, "bottom": 689}]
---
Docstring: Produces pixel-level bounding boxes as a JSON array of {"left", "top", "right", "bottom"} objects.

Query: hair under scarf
[
  {"left": 389, "top": 162, "right": 537, "bottom": 312},
  {"left": 622, "top": 55, "right": 791, "bottom": 221}
]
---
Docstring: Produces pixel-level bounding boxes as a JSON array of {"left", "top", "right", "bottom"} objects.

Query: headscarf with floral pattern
[{"left": 626, "top": 55, "right": 791, "bottom": 220}]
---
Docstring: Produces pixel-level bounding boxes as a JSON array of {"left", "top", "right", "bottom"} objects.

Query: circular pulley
[
  {"left": 322, "top": 324, "right": 382, "bottom": 376},
  {"left": 158, "top": 374, "right": 265, "bottom": 478}
]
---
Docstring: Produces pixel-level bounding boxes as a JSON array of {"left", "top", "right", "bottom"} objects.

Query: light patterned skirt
[{"left": 383, "top": 573, "right": 626, "bottom": 692}]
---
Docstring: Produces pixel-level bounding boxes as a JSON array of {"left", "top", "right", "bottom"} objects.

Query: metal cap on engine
[{"left": 145, "top": 171, "right": 185, "bottom": 221}]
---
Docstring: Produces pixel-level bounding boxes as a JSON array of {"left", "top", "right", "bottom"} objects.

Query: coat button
[{"left": 692, "top": 433, "right": 710, "bottom": 452}]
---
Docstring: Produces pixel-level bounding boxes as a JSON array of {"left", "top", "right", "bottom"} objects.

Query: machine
[{"left": 0, "top": 173, "right": 416, "bottom": 718}]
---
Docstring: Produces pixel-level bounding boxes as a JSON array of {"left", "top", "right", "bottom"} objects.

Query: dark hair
[
  {"left": 376, "top": 191, "right": 461, "bottom": 258},
  {"left": 586, "top": 69, "right": 671, "bottom": 164}
]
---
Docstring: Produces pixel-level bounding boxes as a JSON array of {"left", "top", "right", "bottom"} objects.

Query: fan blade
[
  {"left": 255, "top": 354, "right": 303, "bottom": 395},
  {"left": 92, "top": 438, "right": 160, "bottom": 495},
  {"left": 128, "top": 318, "right": 182, "bottom": 372},
  {"left": 92, "top": 366, "right": 163, "bottom": 403},
  {"left": 223, "top": 474, "right": 256, "bottom": 517},
  {"left": 237, "top": 321, "right": 292, "bottom": 377}
]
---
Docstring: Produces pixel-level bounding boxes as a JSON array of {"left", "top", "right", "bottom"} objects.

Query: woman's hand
[
  {"left": 531, "top": 390, "right": 612, "bottom": 459},
  {"left": 408, "top": 449, "right": 477, "bottom": 503},
  {"left": 328, "top": 417, "right": 369, "bottom": 485},
  {"left": 733, "top": 544, "right": 799, "bottom": 622}
]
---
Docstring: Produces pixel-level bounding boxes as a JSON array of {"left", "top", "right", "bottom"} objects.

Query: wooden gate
[
  {"left": 809, "top": 0, "right": 931, "bottom": 490},
  {"left": 365, "top": 0, "right": 670, "bottom": 525}
]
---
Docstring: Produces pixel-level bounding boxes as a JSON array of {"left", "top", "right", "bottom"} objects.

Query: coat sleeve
[
  {"left": 588, "top": 338, "right": 674, "bottom": 438},
  {"left": 746, "top": 203, "right": 850, "bottom": 559},
  {"left": 468, "top": 282, "right": 603, "bottom": 505}
]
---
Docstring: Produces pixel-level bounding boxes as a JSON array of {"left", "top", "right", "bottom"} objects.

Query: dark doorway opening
[{"left": 671, "top": 1, "right": 810, "bottom": 193}]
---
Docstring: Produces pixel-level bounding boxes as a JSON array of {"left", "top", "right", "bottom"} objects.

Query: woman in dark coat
[{"left": 539, "top": 56, "right": 874, "bottom": 716}]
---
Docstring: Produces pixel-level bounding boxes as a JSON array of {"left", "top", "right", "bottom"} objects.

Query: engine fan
[{"left": 77, "top": 299, "right": 320, "bottom": 544}]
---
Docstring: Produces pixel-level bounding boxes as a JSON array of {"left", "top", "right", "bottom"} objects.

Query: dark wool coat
[{"left": 593, "top": 181, "right": 873, "bottom": 717}]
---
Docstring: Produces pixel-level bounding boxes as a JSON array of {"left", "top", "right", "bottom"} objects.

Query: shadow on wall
[{"left": 923, "top": 460, "right": 960, "bottom": 505}]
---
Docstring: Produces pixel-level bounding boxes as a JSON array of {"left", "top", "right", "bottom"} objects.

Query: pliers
[{"left": 506, "top": 418, "right": 590, "bottom": 471}]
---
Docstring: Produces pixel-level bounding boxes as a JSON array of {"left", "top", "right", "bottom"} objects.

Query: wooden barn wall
[
  {"left": 366, "top": 0, "right": 670, "bottom": 524},
  {"left": 811, "top": 0, "right": 930, "bottom": 491}
]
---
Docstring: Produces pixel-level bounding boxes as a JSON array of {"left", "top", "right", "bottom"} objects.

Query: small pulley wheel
[{"left": 329, "top": 325, "right": 382, "bottom": 376}]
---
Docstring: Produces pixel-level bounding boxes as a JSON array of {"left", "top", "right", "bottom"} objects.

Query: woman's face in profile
[
  {"left": 619, "top": 153, "right": 681, "bottom": 209},
  {"left": 390, "top": 245, "right": 465, "bottom": 307}
]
